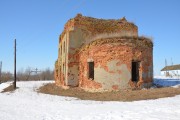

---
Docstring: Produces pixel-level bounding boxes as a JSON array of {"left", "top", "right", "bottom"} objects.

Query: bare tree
[
  {"left": 24, "top": 67, "right": 32, "bottom": 80},
  {"left": 15, "top": 67, "right": 54, "bottom": 81},
  {"left": 1, "top": 71, "right": 13, "bottom": 83},
  {"left": 40, "top": 68, "right": 54, "bottom": 80},
  {"left": 0, "top": 67, "right": 54, "bottom": 83}
]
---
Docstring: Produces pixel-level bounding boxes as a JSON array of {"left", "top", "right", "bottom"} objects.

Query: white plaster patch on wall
[
  {"left": 119, "top": 64, "right": 131, "bottom": 87},
  {"left": 95, "top": 65, "right": 118, "bottom": 89},
  {"left": 68, "top": 65, "right": 79, "bottom": 86},
  {"left": 69, "top": 28, "right": 85, "bottom": 54},
  {"left": 94, "top": 60, "right": 131, "bottom": 90},
  {"left": 87, "top": 58, "right": 94, "bottom": 62},
  {"left": 107, "top": 60, "right": 120, "bottom": 72}
]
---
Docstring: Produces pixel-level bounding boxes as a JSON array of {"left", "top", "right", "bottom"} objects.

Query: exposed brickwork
[
  {"left": 78, "top": 37, "right": 153, "bottom": 91},
  {"left": 55, "top": 14, "right": 153, "bottom": 92},
  {"left": 60, "top": 14, "right": 138, "bottom": 43},
  {"left": 112, "top": 85, "right": 119, "bottom": 90}
]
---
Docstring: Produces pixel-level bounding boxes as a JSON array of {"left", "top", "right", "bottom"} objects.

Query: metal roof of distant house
[{"left": 161, "top": 64, "right": 180, "bottom": 71}]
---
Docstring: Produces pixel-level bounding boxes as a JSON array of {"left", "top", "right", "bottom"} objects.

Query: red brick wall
[{"left": 78, "top": 38, "right": 153, "bottom": 91}]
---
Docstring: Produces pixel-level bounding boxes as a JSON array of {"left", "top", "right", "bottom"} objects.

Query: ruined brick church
[{"left": 54, "top": 14, "right": 153, "bottom": 92}]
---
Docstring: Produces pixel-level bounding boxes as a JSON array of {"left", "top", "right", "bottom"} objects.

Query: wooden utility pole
[
  {"left": 14, "top": 39, "right": 17, "bottom": 89},
  {"left": 0, "top": 61, "right": 2, "bottom": 84}
]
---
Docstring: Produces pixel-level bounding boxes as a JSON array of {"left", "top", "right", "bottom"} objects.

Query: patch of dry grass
[
  {"left": 38, "top": 83, "right": 180, "bottom": 101},
  {"left": 1, "top": 84, "right": 17, "bottom": 93}
]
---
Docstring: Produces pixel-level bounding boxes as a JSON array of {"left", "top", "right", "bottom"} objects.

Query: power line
[
  {"left": 25, "top": 68, "right": 41, "bottom": 80},
  {"left": 31, "top": 68, "right": 41, "bottom": 74}
]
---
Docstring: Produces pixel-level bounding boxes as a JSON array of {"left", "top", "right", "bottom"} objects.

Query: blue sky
[{"left": 0, "top": 0, "right": 180, "bottom": 75}]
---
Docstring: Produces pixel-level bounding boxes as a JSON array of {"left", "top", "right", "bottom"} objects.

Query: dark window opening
[
  {"left": 64, "top": 41, "right": 65, "bottom": 53},
  {"left": 61, "top": 45, "right": 62, "bottom": 55},
  {"left": 132, "top": 61, "right": 139, "bottom": 82},
  {"left": 88, "top": 62, "right": 94, "bottom": 80},
  {"left": 63, "top": 64, "right": 65, "bottom": 74}
]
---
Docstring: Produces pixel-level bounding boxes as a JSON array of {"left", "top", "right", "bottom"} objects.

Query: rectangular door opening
[
  {"left": 132, "top": 61, "right": 139, "bottom": 82},
  {"left": 88, "top": 62, "right": 94, "bottom": 80}
]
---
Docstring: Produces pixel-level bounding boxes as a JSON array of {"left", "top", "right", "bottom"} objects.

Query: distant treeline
[{"left": 0, "top": 67, "right": 54, "bottom": 83}]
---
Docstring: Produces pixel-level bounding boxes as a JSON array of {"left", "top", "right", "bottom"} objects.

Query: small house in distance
[
  {"left": 54, "top": 14, "right": 153, "bottom": 92},
  {"left": 161, "top": 64, "right": 180, "bottom": 77}
]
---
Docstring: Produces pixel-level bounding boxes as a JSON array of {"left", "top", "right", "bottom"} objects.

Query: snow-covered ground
[{"left": 0, "top": 78, "right": 180, "bottom": 120}]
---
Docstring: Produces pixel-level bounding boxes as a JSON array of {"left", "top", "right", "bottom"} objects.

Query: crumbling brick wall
[
  {"left": 55, "top": 14, "right": 153, "bottom": 92},
  {"left": 78, "top": 37, "right": 153, "bottom": 91}
]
